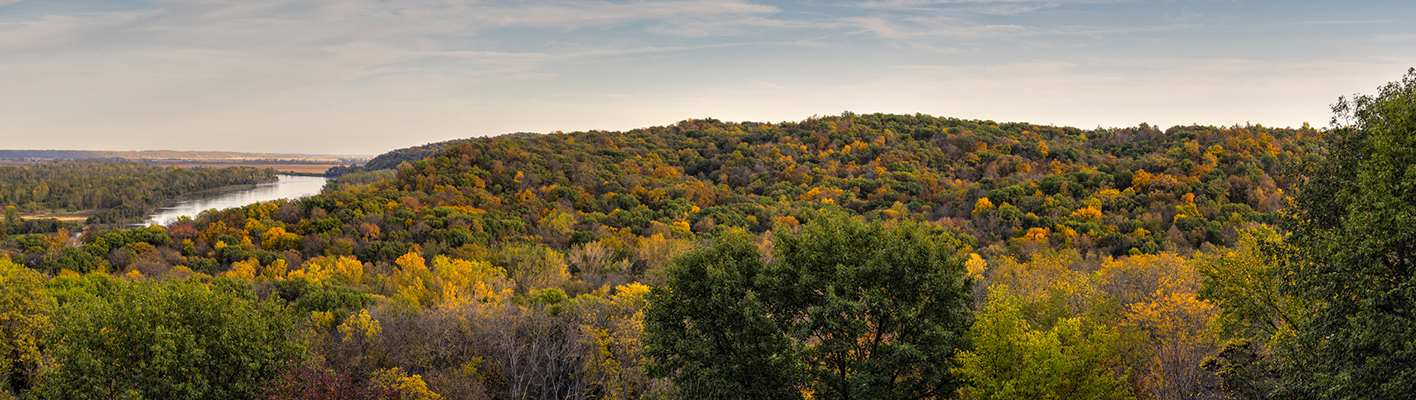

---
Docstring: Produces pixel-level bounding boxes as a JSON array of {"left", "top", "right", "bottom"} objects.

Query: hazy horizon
[{"left": 2, "top": 0, "right": 1412, "bottom": 154}]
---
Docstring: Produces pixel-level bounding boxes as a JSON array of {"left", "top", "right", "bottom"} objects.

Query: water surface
[{"left": 145, "top": 175, "right": 327, "bottom": 226}]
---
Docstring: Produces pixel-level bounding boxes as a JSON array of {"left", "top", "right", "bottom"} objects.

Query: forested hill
[
  {"left": 334, "top": 113, "right": 1314, "bottom": 255},
  {"left": 13, "top": 63, "right": 1416, "bottom": 400},
  {"left": 356, "top": 132, "right": 544, "bottom": 172},
  {"left": 358, "top": 139, "right": 472, "bottom": 171},
  {"left": 3, "top": 112, "right": 1321, "bottom": 286},
  {"left": 0, "top": 111, "right": 1327, "bottom": 400}
]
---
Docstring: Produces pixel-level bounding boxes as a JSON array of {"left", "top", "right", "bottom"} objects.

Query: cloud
[
  {"left": 474, "top": 0, "right": 781, "bottom": 30},
  {"left": 0, "top": 0, "right": 791, "bottom": 54},
  {"left": 842, "top": 15, "right": 1034, "bottom": 39},
  {"left": 0, "top": 0, "right": 806, "bottom": 102},
  {"left": 0, "top": 0, "right": 832, "bottom": 153},
  {"left": 855, "top": 0, "right": 1122, "bottom": 12},
  {"left": 0, "top": 0, "right": 1410, "bottom": 153}
]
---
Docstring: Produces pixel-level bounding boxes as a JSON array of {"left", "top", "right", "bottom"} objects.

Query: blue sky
[{"left": 1, "top": 0, "right": 1412, "bottom": 155}]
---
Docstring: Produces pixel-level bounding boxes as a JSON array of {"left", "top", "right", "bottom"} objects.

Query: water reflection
[{"left": 145, "top": 175, "right": 327, "bottom": 226}]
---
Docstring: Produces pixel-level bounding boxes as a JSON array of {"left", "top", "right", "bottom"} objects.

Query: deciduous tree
[
  {"left": 0, "top": 257, "right": 51, "bottom": 395},
  {"left": 31, "top": 277, "right": 302, "bottom": 399},
  {"left": 955, "top": 287, "right": 1134, "bottom": 400},
  {"left": 643, "top": 230, "right": 801, "bottom": 399},
  {"left": 1278, "top": 68, "right": 1416, "bottom": 399}
]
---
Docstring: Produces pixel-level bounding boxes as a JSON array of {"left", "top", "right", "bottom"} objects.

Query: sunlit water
[{"left": 144, "top": 175, "right": 327, "bottom": 226}]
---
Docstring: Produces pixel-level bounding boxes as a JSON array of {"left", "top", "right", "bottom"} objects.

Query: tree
[
  {"left": 1279, "top": 68, "right": 1416, "bottom": 399},
  {"left": 0, "top": 257, "right": 52, "bottom": 395},
  {"left": 766, "top": 212, "right": 974, "bottom": 400},
  {"left": 1196, "top": 228, "right": 1302, "bottom": 398},
  {"left": 647, "top": 213, "right": 974, "bottom": 400},
  {"left": 31, "top": 277, "right": 303, "bottom": 399},
  {"left": 643, "top": 230, "right": 802, "bottom": 399},
  {"left": 262, "top": 358, "right": 404, "bottom": 400},
  {"left": 954, "top": 288, "right": 1134, "bottom": 400}
]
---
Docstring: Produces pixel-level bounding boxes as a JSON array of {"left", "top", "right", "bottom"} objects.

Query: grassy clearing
[{"left": 19, "top": 210, "right": 96, "bottom": 222}]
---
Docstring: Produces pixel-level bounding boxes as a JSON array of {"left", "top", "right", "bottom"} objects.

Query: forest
[
  {"left": 0, "top": 161, "right": 277, "bottom": 229},
  {"left": 2, "top": 69, "right": 1414, "bottom": 400}
]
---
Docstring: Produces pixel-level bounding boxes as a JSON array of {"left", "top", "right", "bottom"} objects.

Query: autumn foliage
[{"left": 7, "top": 80, "right": 1414, "bottom": 400}]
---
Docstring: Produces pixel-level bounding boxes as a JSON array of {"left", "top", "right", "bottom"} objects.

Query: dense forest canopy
[
  {"left": 327, "top": 113, "right": 1310, "bottom": 257},
  {"left": 5, "top": 69, "right": 1416, "bottom": 400}
]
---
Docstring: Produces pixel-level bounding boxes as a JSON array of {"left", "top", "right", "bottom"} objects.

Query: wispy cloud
[
  {"left": 0, "top": 0, "right": 1410, "bottom": 153},
  {"left": 0, "top": 0, "right": 811, "bottom": 96},
  {"left": 855, "top": 0, "right": 1123, "bottom": 12},
  {"left": 837, "top": 0, "right": 1163, "bottom": 41},
  {"left": 0, "top": 0, "right": 793, "bottom": 53}
]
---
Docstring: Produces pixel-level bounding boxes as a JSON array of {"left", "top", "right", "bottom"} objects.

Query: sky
[{"left": 1, "top": 0, "right": 1413, "bottom": 155}]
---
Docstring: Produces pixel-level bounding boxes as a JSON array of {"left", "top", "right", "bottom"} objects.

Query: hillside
[
  {"left": 1, "top": 112, "right": 1331, "bottom": 399},
  {"left": 327, "top": 113, "right": 1313, "bottom": 255}
]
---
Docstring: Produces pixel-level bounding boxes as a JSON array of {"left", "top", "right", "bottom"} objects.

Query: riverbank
[
  {"left": 14, "top": 181, "right": 267, "bottom": 228},
  {"left": 50, "top": 178, "right": 286, "bottom": 229},
  {"left": 144, "top": 175, "right": 328, "bottom": 226}
]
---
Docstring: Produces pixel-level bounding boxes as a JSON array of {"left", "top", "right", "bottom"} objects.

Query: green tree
[
  {"left": 1279, "top": 68, "right": 1416, "bottom": 399},
  {"left": 30, "top": 277, "right": 302, "bottom": 399},
  {"left": 953, "top": 288, "right": 1134, "bottom": 400},
  {"left": 766, "top": 212, "right": 973, "bottom": 400},
  {"left": 3, "top": 206, "right": 19, "bottom": 232},
  {"left": 643, "top": 230, "right": 802, "bottom": 399},
  {"left": 1196, "top": 228, "right": 1303, "bottom": 398}
]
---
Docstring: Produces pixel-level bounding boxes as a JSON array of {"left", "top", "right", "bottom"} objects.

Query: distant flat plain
[
  {"left": 0, "top": 149, "right": 369, "bottom": 176},
  {"left": 147, "top": 162, "right": 339, "bottom": 175}
]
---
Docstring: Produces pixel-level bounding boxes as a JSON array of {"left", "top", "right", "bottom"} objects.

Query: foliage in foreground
[
  {"left": 954, "top": 287, "right": 1133, "bottom": 400},
  {"left": 646, "top": 213, "right": 974, "bottom": 400},
  {"left": 1274, "top": 67, "right": 1416, "bottom": 399},
  {"left": 28, "top": 275, "right": 302, "bottom": 400}
]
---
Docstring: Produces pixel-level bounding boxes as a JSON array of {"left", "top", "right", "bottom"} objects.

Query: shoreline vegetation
[{"left": 0, "top": 160, "right": 281, "bottom": 233}]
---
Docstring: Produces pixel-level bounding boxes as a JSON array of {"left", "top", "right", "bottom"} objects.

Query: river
[{"left": 144, "top": 174, "right": 328, "bottom": 226}]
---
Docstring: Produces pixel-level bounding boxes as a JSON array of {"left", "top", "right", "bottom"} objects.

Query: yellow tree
[
  {"left": 430, "top": 255, "right": 511, "bottom": 305},
  {"left": 370, "top": 367, "right": 442, "bottom": 400},
  {"left": 392, "top": 253, "right": 436, "bottom": 307},
  {"left": 292, "top": 256, "right": 366, "bottom": 286},
  {"left": 1195, "top": 228, "right": 1303, "bottom": 396},
  {"left": 581, "top": 283, "right": 651, "bottom": 400},
  {"left": 972, "top": 197, "right": 995, "bottom": 216},
  {"left": 0, "top": 257, "right": 52, "bottom": 395},
  {"left": 224, "top": 257, "right": 262, "bottom": 281},
  {"left": 1196, "top": 228, "right": 1300, "bottom": 343},
  {"left": 990, "top": 248, "right": 1100, "bottom": 319},
  {"left": 1098, "top": 253, "right": 1220, "bottom": 398}
]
